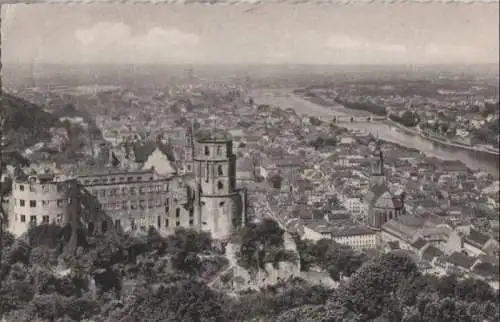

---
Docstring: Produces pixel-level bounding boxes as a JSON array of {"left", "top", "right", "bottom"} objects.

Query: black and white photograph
[{"left": 0, "top": 3, "right": 499, "bottom": 321}]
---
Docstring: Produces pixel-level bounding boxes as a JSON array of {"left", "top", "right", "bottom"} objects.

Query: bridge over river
[
  {"left": 333, "top": 115, "right": 387, "bottom": 124},
  {"left": 250, "top": 88, "right": 499, "bottom": 176}
]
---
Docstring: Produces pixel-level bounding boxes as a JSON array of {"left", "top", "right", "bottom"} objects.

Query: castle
[{"left": 7, "top": 128, "right": 247, "bottom": 242}]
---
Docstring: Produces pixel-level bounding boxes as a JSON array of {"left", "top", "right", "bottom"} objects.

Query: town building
[{"left": 364, "top": 140, "right": 406, "bottom": 229}]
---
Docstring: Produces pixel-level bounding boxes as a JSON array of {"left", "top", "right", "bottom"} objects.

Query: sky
[{"left": 1, "top": 3, "right": 499, "bottom": 65}]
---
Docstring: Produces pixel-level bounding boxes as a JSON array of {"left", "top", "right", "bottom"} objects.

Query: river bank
[
  {"left": 387, "top": 120, "right": 500, "bottom": 157},
  {"left": 250, "top": 88, "right": 499, "bottom": 176}
]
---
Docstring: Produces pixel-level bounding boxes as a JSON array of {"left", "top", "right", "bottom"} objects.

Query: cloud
[
  {"left": 326, "top": 36, "right": 368, "bottom": 49},
  {"left": 74, "top": 22, "right": 200, "bottom": 63},
  {"left": 378, "top": 44, "right": 407, "bottom": 53}
]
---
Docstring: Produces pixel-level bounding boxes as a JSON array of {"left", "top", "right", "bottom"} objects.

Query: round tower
[{"left": 193, "top": 129, "right": 242, "bottom": 240}]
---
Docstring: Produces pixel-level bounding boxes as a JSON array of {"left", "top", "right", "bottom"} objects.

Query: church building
[{"left": 364, "top": 139, "right": 406, "bottom": 229}]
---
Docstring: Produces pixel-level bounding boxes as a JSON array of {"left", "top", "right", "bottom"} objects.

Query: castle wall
[
  {"left": 9, "top": 177, "right": 78, "bottom": 236},
  {"left": 77, "top": 170, "right": 170, "bottom": 234}
]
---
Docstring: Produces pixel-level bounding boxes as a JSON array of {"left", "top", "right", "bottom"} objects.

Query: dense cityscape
[{"left": 1, "top": 3, "right": 499, "bottom": 322}]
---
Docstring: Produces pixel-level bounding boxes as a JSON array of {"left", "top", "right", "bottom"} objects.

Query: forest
[{"left": 0, "top": 219, "right": 498, "bottom": 322}]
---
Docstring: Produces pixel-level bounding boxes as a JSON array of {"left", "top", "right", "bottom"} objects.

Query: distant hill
[{"left": 1, "top": 92, "right": 61, "bottom": 148}]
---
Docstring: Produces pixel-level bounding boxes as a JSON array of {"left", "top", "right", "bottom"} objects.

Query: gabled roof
[
  {"left": 411, "top": 238, "right": 428, "bottom": 250},
  {"left": 447, "top": 252, "right": 476, "bottom": 270},
  {"left": 364, "top": 183, "right": 390, "bottom": 205},
  {"left": 472, "top": 262, "right": 499, "bottom": 279},
  {"left": 465, "top": 229, "right": 492, "bottom": 249},
  {"left": 133, "top": 141, "right": 175, "bottom": 163}
]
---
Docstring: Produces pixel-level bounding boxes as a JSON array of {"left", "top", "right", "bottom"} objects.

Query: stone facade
[{"left": 9, "top": 172, "right": 79, "bottom": 236}]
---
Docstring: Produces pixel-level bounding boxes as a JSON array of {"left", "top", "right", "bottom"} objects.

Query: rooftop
[{"left": 195, "top": 129, "right": 232, "bottom": 143}]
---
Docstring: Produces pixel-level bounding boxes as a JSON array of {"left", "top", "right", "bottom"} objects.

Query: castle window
[
  {"left": 120, "top": 177, "right": 125, "bottom": 181},
  {"left": 219, "top": 202, "right": 225, "bottom": 207},
  {"left": 176, "top": 208, "right": 180, "bottom": 218},
  {"left": 205, "top": 146, "right": 210, "bottom": 156},
  {"left": 30, "top": 215, "right": 37, "bottom": 224},
  {"left": 202, "top": 221, "right": 208, "bottom": 225},
  {"left": 127, "top": 177, "right": 133, "bottom": 182},
  {"left": 30, "top": 200, "right": 37, "bottom": 208},
  {"left": 205, "top": 163, "right": 209, "bottom": 183},
  {"left": 42, "top": 215, "right": 50, "bottom": 223},
  {"left": 57, "top": 199, "right": 65, "bottom": 207},
  {"left": 122, "top": 187, "right": 128, "bottom": 195},
  {"left": 56, "top": 214, "right": 62, "bottom": 224},
  {"left": 218, "top": 165, "right": 223, "bottom": 176},
  {"left": 165, "top": 219, "right": 169, "bottom": 227},
  {"left": 19, "top": 185, "right": 24, "bottom": 191},
  {"left": 189, "top": 219, "right": 194, "bottom": 226},
  {"left": 131, "top": 219, "right": 137, "bottom": 231},
  {"left": 19, "top": 199, "right": 25, "bottom": 207},
  {"left": 115, "top": 220, "right": 121, "bottom": 229},
  {"left": 88, "top": 222, "right": 95, "bottom": 235},
  {"left": 100, "top": 190, "right": 106, "bottom": 197},
  {"left": 110, "top": 177, "right": 116, "bottom": 183},
  {"left": 217, "top": 181, "right": 224, "bottom": 190},
  {"left": 157, "top": 216, "right": 161, "bottom": 228},
  {"left": 20, "top": 215, "right": 26, "bottom": 223},
  {"left": 176, "top": 221, "right": 180, "bottom": 226},
  {"left": 122, "top": 200, "right": 128, "bottom": 209},
  {"left": 136, "top": 176, "right": 142, "bottom": 181},
  {"left": 217, "top": 146, "right": 222, "bottom": 155}
]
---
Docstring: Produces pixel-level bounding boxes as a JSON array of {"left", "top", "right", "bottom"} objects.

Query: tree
[
  {"left": 329, "top": 252, "right": 419, "bottom": 320},
  {"left": 166, "top": 228, "right": 212, "bottom": 275},
  {"left": 111, "top": 279, "right": 225, "bottom": 322},
  {"left": 236, "top": 219, "right": 293, "bottom": 270}
]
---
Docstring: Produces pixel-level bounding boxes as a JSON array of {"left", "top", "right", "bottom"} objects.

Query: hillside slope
[{"left": 1, "top": 93, "right": 61, "bottom": 148}]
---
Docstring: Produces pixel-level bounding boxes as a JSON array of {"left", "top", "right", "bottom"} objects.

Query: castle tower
[
  {"left": 370, "top": 139, "right": 386, "bottom": 187},
  {"left": 193, "top": 129, "right": 243, "bottom": 240}
]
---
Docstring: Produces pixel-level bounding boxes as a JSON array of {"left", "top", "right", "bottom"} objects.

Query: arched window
[
  {"left": 204, "top": 146, "right": 210, "bottom": 156},
  {"left": 217, "top": 181, "right": 224, "bottom": 190},
  {"left": 101, "top": 220, "right": 108, "bottom": 233},
  {"left": 217, "top": 165, "right": 223, "bottom": 176}
]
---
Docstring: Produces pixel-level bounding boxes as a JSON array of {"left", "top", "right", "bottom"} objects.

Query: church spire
[{"left": 370, "top": 138, "right": 385, "bottom": 186}]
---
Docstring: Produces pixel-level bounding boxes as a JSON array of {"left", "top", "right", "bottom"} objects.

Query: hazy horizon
[{"left": 2, "top": 3, "right": 499, "bottom": 66}]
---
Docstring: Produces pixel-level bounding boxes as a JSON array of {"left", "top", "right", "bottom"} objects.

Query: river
[{"left": 250, "top": 89, "right": 499, "bottom": 176}]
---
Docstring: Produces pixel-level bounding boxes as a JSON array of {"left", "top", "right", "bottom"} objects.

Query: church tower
[
  {"left": 370, "top": 139, "right": 386, "bottom": 187},
  {"left": 193, "top": 129, "right": 244, "bottom": 240},
  {"left": 184, "top": 123, "right": 194, "bottom": 174}
]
